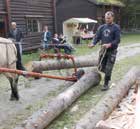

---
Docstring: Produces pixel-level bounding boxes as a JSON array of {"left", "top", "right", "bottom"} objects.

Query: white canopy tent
[
  {"left": 64, "top": 18, "right": 97, "bottom": 24},
  {"left": 63, "top": 18, "right": 98, "bottom": 42}
]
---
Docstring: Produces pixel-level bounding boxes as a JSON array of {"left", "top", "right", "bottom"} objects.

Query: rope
[{"left": 98, "top": 47, "right": 107, "bottom": 71}]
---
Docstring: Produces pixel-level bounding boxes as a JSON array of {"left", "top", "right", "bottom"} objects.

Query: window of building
[{"left": 26, "top": 18, "right": 41, "bottom": 33}]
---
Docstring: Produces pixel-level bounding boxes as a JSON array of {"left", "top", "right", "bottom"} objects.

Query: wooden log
[
  {"left": 95, "top": 121, "right": 112, "bottom": 129},
  {"left": 14, "top": 69, "right": 101, "bottom": 129},
  {"left": 26, "top": 57, "right": 98, "bottom": 72},
  {"left": 135, "top": 77, "right": 140, "bottom": 129},
  {"left": 73, "top": 67, "right": 140, "bottom": 129}
]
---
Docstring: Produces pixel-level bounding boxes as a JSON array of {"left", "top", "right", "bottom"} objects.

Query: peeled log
[
  {"left": 14, "top": 69, "right": 101, "bottom": 129},
  {"left": 135, "top": 78, "right": 140, "bottom": 129},
  {"left": 73, "top": 67, "right": 140, "bottom": 129},
  {"left": 27, "top": 57, "right": 98, "bottom": 72}
]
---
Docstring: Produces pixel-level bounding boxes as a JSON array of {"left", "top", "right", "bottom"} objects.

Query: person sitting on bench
[
  {"left": 59, "top": 34, "right": 67, "bottom": 44},
  {"left": 52, "top": 34, "right": 74, "bottom": 54}
]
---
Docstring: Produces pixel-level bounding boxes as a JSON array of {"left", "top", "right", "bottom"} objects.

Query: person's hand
[
  {"left": 102, "top": 43, "right": 111, "bottom": 48},
  {"left": 88, "top": 43, "right": 95, "bottom": 48}
]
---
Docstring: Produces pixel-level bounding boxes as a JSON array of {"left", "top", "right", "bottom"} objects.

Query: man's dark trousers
[
  {"left": 15, "top": 44, "right": 25, "bottom": 71},
  {"left": 98, "top": 47, "right": 117, "bottom": 82}
]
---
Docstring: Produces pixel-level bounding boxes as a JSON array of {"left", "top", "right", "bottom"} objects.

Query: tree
[{"left": 121, "top": 0, "right": 140, "bottom": 30}]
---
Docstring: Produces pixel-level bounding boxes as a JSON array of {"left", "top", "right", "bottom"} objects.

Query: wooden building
[
  {"left": 0, "top": 0, "right": 55, "bottom": 51},
  {"left": 56, "top": 0, "right": 124, "bottom": 33}
]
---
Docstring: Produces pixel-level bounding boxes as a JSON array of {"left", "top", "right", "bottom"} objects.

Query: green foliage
[
  {"left": 121, "top": 0, "right": 140, "bottom": 29},
  {"left": 96, "top": 0, "right": 124, "bottom": 6}
]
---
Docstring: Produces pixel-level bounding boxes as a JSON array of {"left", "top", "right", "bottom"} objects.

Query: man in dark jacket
[
  {"left": 89, "top": 11, "right": 121, "bottom": 91},
  {"left": 42, "top": 25, "right": 52, "bottom": 50},
  {"left": 8, "top": 22, "right": 25, "bottom": 71}
]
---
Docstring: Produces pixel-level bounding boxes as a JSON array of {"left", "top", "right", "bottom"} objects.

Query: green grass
[
  {"left": 73, "top": 43, "right": 100, "bottom": 56},
  {"left": 112, "top": 54, "right": 140, "bottom": 81},
  {"left": 96, "top": 0, "right": 124, "bottom": 6},
  {"left": 120, "top": 33, "right": 140, "bottom": 46},
  {"left": 22, "top": 33, "right": 140, "bottom": 64},
  {"left": 73, "top": 33, "right": 140, "bottom": 56},
  {"left": 46, "top": 54, "right": 140, "bottom": 129},
  {"left": 22, "top": 51, "right": 40, "bottom": 64}
]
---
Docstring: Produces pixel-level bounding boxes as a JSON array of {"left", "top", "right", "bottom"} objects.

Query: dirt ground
[
  {"left": 0, "top": 75, "right": 73, "bottom": 129},
  {"left": 0, "top": 43, "right": 140, "bottom": 129}
]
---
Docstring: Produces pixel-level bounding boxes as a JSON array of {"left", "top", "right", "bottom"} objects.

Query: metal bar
[{"left": 0, "top": 67, "right": 77, "bottom": 81}]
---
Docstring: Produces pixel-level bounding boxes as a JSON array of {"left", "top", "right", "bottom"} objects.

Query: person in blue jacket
[
  {"left": 42, "top": 25, "right": 52, "bottom": 50},
  {"left": 89, "top": 11, "right": 121, "bottom": 91}
]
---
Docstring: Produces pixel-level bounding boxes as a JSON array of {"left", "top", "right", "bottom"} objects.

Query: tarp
[{"left": 64, "top": 18, "right": 98, "bottom": 24}]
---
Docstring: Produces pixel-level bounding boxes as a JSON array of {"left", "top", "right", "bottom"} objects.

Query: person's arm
[
  {"left": 92, "top": 25, "right": 102, "bottom": 45},
  {"left": 20, "top": 29, "right": 23, "bottom": 39},
  {"left": 46, "top": 32, "right": 52, "bottom": 41},
  {"left": 88, "top": 25, "right": 102, "bottom": 48},
  {"left": 110, "top": 26, "right": 121, "bottom": 48},
  {"left": 7, "top": 30, "right": 12, "bottom": 38},
  {"left": 18, "top": 29, "right": 23, "bottom": 42}
]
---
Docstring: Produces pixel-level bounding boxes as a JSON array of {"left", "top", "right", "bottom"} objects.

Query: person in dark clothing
[
  {"left": 89, "top": 11, "right": 121, "bottom": 91},
  {"left": 52, "top": 33, "right": 73, "bottom": 54},
  {"left": 51, "top": 33, "right": 61, "bottom": 53},
  {"left": 59, "top": 34, "right": 66, "bottom": 44},
  {"left": 42, "top": 25, "right": 52, "bottom": 50},
  {"left": 8, "top": 22, "right": 25, "bottom": 71},
  {"left": 52, "top": 33, "right": 60, "bottom": 44}
]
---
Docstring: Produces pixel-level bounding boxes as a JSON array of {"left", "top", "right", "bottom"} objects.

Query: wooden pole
[
  {"left": 73, "top": 67, "right": 140, "bottom": 129},
  {"left": 14, "top": 69, "right": 101, "bottom": 129},
  {"left": 5, "top": 0, "right": 11, "bottom": 29},
  {"left": 28, "top": 58, "right": 98, "bottom": 72}
]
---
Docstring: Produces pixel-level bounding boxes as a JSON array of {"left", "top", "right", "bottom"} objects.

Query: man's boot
[{"left": 101, "top": 76, "right": 110, "bottom": 91}]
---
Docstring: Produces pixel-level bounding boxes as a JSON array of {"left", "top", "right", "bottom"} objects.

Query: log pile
[
  {"left": 96, "top": 77, "right": 140, "bottom": 129},
  {"left": 14, "top": 69, "right": 101, "bottom": 129},
  {"left": 95, "top": 88, "right": 135, "bottom": 129},
  {"left": 73, "top": 67, "right": 140, "bottom": 129}
]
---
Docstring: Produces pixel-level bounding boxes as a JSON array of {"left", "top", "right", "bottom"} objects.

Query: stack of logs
[{"left": 15, "top": 56, "right": 140, "bottom": 129}]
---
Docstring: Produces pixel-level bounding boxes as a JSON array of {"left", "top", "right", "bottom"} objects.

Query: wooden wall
[
  {"left": 9, "top": 0, "right": 54, "bottom": 51},
  {"left": 56, "top": 0, "right": 97, "bottom": 34},
  {"left": 0, "top": 0, "right": 6, "bottom": 12}
]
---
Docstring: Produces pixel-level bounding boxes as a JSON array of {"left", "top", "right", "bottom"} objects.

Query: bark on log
[
  {"left": 95, "top": 121, "right": 112, "bottom": 129},
  {"left": 14, "top": 69, "right": 101, "bottom": 129},
  {"left": 73, "top": 67, "right": 140, "bottom": 129},
  {"left": 135, "top": 77, "right": 140, "bottom": 129},
  {"left": 27, "top": 57, "right": 98, "bottom": 72}
]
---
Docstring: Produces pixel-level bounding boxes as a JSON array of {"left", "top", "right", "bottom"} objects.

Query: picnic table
[{"left": 73, "top": 34, "right": 95, "bottom": 44}]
